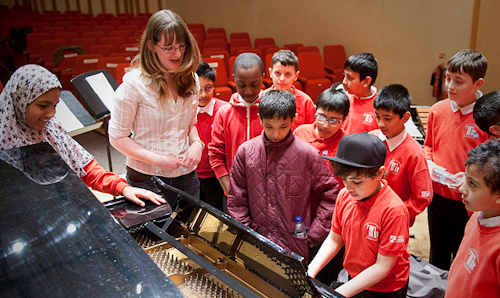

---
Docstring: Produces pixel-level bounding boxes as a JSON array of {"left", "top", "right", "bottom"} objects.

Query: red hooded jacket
[{"left": 208, "top": 92, "right": 263, "bottom": 179}]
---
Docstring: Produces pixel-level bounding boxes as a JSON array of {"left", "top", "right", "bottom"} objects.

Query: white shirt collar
[
  {"left": 197, "top": 98, "right": 216, "bottom": 116},
  {"left": 477, "top": 211, "right": 500, "bottom": 227},
  {"left": 450, "top": 90, "right": 483, "bottom": 115},
  {"left": 335, "top": 84, "right": 377, "bottom": 99},
  {"left": 373, "top": 129, "right": 407, "bottom": 152}
]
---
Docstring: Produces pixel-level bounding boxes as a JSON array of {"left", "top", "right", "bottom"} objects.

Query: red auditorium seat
[
  {"left": 206, "top": 28, "right": 227, "bottom": 43},
  {"left": 323, "top": 45, "right": 346, "bottom": 83},
  {"left": 298, "top": 51, "right": 331, "bottom": 102},
  {"left": 230, "top": 32, "right": 250, "bottom": 41},
  {"left": 254, "top": 38, "right": 276, "bottom": 54},
  {"left": 203, "top": 38, "right": 228, "bottom": 51},
  {"left": 283, "top": 43, "right": 303, "bottom": 55},
  {"left": 297, "top": 46, "right": 320, "bottom": 54},
  {"left": 202, "top": 49, "right": 230, "bottom": 72}
]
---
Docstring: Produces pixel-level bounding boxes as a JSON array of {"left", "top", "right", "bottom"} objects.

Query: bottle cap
[{"left": 294, "top": 216, "right": 302, "bottom": 222}]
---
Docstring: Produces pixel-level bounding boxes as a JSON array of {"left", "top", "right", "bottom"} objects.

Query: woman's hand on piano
[{"left": 122, "top": 186, "right": 167, "bottom": 207}]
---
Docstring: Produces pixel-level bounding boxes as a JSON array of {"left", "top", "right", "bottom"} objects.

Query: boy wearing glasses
[
  {"left": 195, "top": 62, "right": 229, "bottom": 211},
  {"left": 370, "top": 84, "right": 432, "bottom": 226},
  {"left": 265, "top": 49, "right": 316, "bottom": 130},
  {"left": 295, "top": 83, "right": 349, "bottom": 175}
]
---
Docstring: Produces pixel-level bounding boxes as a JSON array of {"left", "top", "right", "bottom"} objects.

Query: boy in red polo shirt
[
  {"left": 264, "top": 49, "right": 316, "bottom": 130},
  {"left": 195, "top": 62, "right": 229, "bottom": 210},
  {"left": 424, "top": 50, "right": 491, "bottom": 270},
  {"left": 208, "top": 53, "right": 264, "bottom": 195},
  {"left": 370, "top": 84, "right": 433, "bottom": 226},
  {"left": 445, "top": 139, "right": 500, "bottom": 298},
  {"left": 473, "top": 91, "right": 500, "bottom": 138},
  {"left": 308, "top": 133, "right": 410, "bottom": 298},
  {"left": 341, "top": 53, "right": 379, "bottom": 134}
]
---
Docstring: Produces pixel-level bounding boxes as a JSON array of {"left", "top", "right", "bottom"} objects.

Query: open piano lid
[
  {"left": 0, "top": 143, "right": 182, "bottom": 298},
  {"left": 110, "top": 176, "right": 345, "bottom": 297}
]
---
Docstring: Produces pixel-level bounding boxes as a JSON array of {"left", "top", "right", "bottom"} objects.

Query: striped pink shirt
[{"left": 109, "top": 68, "right": 198, "bottom": 177}]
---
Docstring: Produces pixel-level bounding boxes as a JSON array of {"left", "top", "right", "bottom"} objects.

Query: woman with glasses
[{"left": 108, "top": 10, "right": 202, "bottom": 216}]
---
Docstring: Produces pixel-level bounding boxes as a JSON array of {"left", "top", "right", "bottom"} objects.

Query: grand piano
[{"left": 0, "top": 143, "right": 343, "bottom": 298}]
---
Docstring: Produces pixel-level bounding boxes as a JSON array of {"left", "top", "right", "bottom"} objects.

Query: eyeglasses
[
  {"left": 157, "top": 43, "right": 187, "bottom": 54},
  {"left": 199, "top": 85, "right": 215, "bottom": 93},
  {"left": 315, "top": 113, "right": 343, "bottom": 126}
]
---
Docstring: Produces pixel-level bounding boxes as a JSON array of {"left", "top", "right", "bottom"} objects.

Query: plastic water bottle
[{"left": 294, "top": 216, "right": 307, "bottom": 239}]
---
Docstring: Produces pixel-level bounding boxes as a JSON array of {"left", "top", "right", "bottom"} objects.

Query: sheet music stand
[
  {"left": 71, "top": 70, "right": 119, "bottom": 171},
  {"left": 57, "top": 90, "right": 103, "bottom": 137}
]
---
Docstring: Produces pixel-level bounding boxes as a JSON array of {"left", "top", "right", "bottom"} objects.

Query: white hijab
[{"left": 0, "top": 64, "right": 92, "bottom": 177}]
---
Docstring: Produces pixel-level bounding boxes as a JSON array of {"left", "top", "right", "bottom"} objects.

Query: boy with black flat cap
[{"left": 308, "top": 133, "right": 410, "bottom": 298}]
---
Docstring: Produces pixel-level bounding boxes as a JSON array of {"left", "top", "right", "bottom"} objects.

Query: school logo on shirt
[
  {"left": 388, "top": 160, "right": 401, "bottom": 175},
  {"left": 321, "top": 150, "right": 329, "bottom": 156},
  {"left": 363, "top": 113, "right": 374, "bottom": 124},
  {"left": 464, "top": 248, "right": 479, "bottom": 274},
  {"left": 365, "top": 223, "right": 380, "bottom": 241},
  {"left": 464, "top": 125, "right": 479, "bottom": 139}
]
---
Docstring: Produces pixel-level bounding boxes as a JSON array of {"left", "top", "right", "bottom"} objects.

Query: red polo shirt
[
  {"left": 295, "top": 122, "right": 344, "bottom": 188},
  {"left": 332, "top": 181, "right": 410, "bottom": 292},
  {"left": 342, "top": 87, "right": 378, "bottom": 134},
  {"left": 371, "top": 129, "right": 433, "bottom": 224},
  {"left": 446, "top": 213, "right": 500, "bottom": 298},
  {"left": 424, "top": 99, "right": 490, "bottom": 200}
]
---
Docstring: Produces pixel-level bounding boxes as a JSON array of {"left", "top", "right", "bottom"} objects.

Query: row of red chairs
[
  {"left": 201, "top": 44, "right": 346, "bottom": 101},
  {"left": 5, "top": 8, "right": 347, "bottom": 104}
]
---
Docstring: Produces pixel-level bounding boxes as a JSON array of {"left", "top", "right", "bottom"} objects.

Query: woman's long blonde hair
[{"left": 133, "top": 10, "right": 201, "bottom": 98}]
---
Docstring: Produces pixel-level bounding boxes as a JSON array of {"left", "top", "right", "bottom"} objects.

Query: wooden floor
[{"left": 409, "top": 209, "right": 430, "bottom": 260}]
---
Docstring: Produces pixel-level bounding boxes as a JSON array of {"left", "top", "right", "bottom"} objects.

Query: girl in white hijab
[{"left": 0, "top": 64, "right": 165, "bottom": 207}]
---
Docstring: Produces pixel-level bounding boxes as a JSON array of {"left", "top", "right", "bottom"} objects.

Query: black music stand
[
  {"left": 56, "top": 90, "right": 102, "bottom": 137},
  {"left": 71, "top": 70, "right": 119, "bottom": 171}
]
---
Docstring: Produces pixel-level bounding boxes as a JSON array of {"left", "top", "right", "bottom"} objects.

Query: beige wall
[
  {"left": 477, "top": 0, "right": 500, "bottom": 94},
  {"left": 24, "top": 0, "right": 500, "bottom": 105},
  {"left": 164, "top": 0, "right": 475, "bottom": 105}
]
